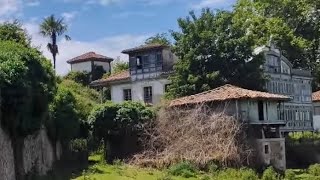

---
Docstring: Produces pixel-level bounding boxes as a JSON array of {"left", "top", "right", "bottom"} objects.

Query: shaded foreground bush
[{"left": 131, "top": 105, "right": 253, "bottom": 168}]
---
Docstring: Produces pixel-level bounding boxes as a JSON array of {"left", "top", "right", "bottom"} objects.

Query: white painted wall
[
  {"left": 94, "top": 61, "right": 110, "bottom": 72},
  {"left": 71, "top": 61, "right": 110, "bottom": 73},
  {"left": 240, "top": 100, "right": 280, "bottom": 123},
  {"left": 71, "top": 61, "right": 92, "bottom": 72},
  {"left": 313, "top": 102, "right": 320, "bottom": 131},
  {"left": 110, "top": 78, "right": 170, "bottom": 104}
]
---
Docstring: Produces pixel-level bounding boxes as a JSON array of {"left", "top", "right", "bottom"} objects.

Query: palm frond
[{"left": 65, "top": 35, "right": 71, "bottom": 41}]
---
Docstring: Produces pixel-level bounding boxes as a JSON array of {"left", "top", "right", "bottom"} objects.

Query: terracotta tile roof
[
  {"left": 122, "top": 44, "right": 169, "bottom": 54},
  {"left": 67, "top": 52, "right": 113, "bottom": 64},
  {"left": 170, "top": 84, "right": 290, "bottom": 107},
  {"left": 90, "top": 70, "right": 130, "bottom": 86},
  {"left": 313, "top": 90, "right": 320, "bottom": 102}
]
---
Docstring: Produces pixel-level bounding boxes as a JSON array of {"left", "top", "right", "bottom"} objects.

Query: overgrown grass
[{"left": 44, "top": 153, "right": 320, "bottom": 180}]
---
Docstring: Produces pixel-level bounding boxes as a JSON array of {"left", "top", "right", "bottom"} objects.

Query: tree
[
  {"left": 112, "top": 60, "right": 129, "bottom": 74},
  {"left": 64, "top": 71, "right": 90, "bottom": 86},
  {"left": 0, "top": 41, "right": 56, "bottom": 179},
  {"left": 0, "top": 20, "right": 31, "bottom": 47},
  {"left": 88, "top": 101, "right": 154, "bottom": 162},
  {"left": 46, "top": 86, "right": 80, "bottom": 141},
  {"left": 40, "top": 14, "right": 71, "bottom": 70},
  {"left": 167, "top": 9, "right": 266, "bottom": 98},
  {"left": 145, "top": 33, "right": 172, "bottom": 46},
  {"left": 233, "top": 0, "right": 320, "bottom": 89}
]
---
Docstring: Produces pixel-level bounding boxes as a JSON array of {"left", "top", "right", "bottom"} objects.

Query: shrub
[
  {"left": 262, "top": 167, "right": 279, "bottom": 180},
  {"left": 214, "top": 168, "right": 258, "bottom": 180},
  {"left": 285, "top": 169, "right": 296, "bottom": 180},
  {"left": 46, "top": 86, "right": 80, "bottom": 141},
  {"left": 309, "top": 164, "right": 320, "bottom": 176},
  {"left": 69, "top": 139, "right": 87, "bottom": 152},
  {"left": 64, "top": 71, "right": 90, "bottom": 86},
  {"left": 89, "top": 101, "right": 154, "bottom": 141},
  {"left": 168, "top": 162, "right": 197, "bottom": 178}
]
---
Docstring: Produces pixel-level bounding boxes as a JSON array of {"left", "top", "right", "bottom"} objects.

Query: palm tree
[{"left": 40, "top": 14, "right": 71, "bottom": 70}]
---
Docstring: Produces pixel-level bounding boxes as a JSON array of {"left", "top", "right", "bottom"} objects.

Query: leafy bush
[
  {"left": 70, "top": 138, "right": 87, "bottom": 152},
  {"left": 262, "top": 167, "right": 279, "bottom": 180},
  {"left": 168, "top": 162, "right": 197, "bottom": 178},
  {"left": 64, "top": 71, "right": 90, "bottom": 86},
  {"left": 214, "top": 168, "right": 258, "bottom": 180},
  {"left": 89, "top": 101, "right": 154, "bottom": 140},
  {"left": 285, "top": 169, "right": 296, "bottom": 180},
  {"left": 309, "top": 164, "right": 320, "bottom": 176},
  {"left": 46, "top": 86, "right": 80, "bottom": 141},
  {"left": 0, "top": 41, "right": 56, "bottom": 136}
]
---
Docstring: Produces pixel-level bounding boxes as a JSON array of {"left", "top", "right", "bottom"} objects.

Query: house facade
[
  {"left": 67, "top": 52, "right": 113, "bottom": 74},
  {"left": 312, "top": 91, "right": 320, "bottom": 131},
  {"left": 254, "top": 43, "right": 313, "bottom": 132},
  {"left": 170, "top": 84, "right": 290, "bottom": 170},
  {"left": 91, "top": 44, "right": 176, "bottom": 104}
]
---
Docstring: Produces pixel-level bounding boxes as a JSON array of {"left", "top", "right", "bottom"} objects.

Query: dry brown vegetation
[{"left": 130, "top": 104, "right": 254, "bottom": 168}]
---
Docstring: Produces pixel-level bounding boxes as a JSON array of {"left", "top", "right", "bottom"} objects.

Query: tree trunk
[{"left": 52, "top": 54, "right": 56, "bottom": 70}]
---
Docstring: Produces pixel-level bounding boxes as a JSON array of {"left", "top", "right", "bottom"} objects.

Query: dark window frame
[
  {"left": 123, "top": 89, "right": 132, "bottom": 101},
  {"left": 143, "top": 86, "right": 153, "bottom": 104}
]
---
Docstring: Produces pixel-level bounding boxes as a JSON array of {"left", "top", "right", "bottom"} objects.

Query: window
[
  {"left": 123, "top": 89, "right": 132, "bottom": 101},
  {"left": 136, "top": 56, "right": 143, "bottom": 69},
  {"left": 144, "top": 86, "right": 153, "bottom": 103},
  {"left": 264, "top": 144, "right": 269, "bottom": 154}
]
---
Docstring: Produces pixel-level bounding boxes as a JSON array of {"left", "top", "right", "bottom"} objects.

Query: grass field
[
  {"left": 72, "top": 154, "right": 201, "bottom": 180},
  {"left": 41, "top": 153, "right": 320, "bottom": 180}
]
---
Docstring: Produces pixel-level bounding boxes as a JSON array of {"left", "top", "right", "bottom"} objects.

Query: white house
[
  {"left": 91, "top": 44, "right": 176, "bottom": 104},
  {"left": 312, "top": 91, "right": 320, "bottom": 131},
  {"left": 67, "top": 52, "right": 113, "bottom": 74},
  {"left": 254, "top": 43, "right": 313, "bottom": 133}
]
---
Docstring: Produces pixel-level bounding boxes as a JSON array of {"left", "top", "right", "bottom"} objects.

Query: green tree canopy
[
  {"left": 46, "top": 86, "right": 79, "bottom": 141},
  {"left": 112, "top": 60, "right": 129, "bottom": 74},
  {"left": 233, "top": 0, "right": 319, "bottom": 70},
  {"left": 0, "top": 41, "right": 56, "bottom": 136},
  {"left": 0, "top": 20, "right": 31, "bottom": 47},
  {"left": 145, "top": 33, "right": 172, "bottom": 46},
  {"left": 167, "top": 9, "right": 266, "bottom": 98}
]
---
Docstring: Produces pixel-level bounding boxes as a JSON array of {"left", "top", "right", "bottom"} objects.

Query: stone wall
[
  {"left": 0, "top": 123, "right": 61, "bottom": 180},
  {"left": 0, "top": 124, "right": 16, "bottom": 180},
  {"left": 23, "top": 128, "right": 60, "bottom": 176}
]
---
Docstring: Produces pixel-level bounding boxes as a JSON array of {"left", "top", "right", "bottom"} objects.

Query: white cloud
[
  {"left": 0, "top": 0, "right": 22, "bottom": 16},
  {"left": 61, "top": 11, "right": 78, "bottom": 23},
  {"left": 191, "top": 0, "right": 229, "bottom": 9},
  {"left": 24, "top": 21, "right": 150, "bottom": 75},
  {"left": 26, "top": 0, "right": 40, "bottom": 7}
]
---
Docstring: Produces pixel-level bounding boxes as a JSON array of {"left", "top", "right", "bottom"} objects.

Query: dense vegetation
[
  {"left": 88, "top": 101, "right": 154, "bottom": 162},
  {"left": 0, "top": 41, "right": 56, "bottom": 136},
  {"left": 167, "top": 9, "right": 266, "bottom": 98}
]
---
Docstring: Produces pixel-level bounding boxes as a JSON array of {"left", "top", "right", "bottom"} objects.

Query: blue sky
[{"left": 0, "top": 0, "right": 236, "bottom": 74}]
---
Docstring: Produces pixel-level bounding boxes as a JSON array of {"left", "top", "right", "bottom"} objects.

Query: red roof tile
[
  {"left": 122, "top": 44, "right": 169, "bottom": 54},
  {"left": 67, "top": 52, "right": 113, "bottom": 64},
  {"left": 91, "top": 70, "right": 130, "bottom": 86},
  {"left": 313, "top": 90, "right": 320, "bottom": 102},
  {"left": 170, "top": 84, "right": 290, "bottom": 107}
]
